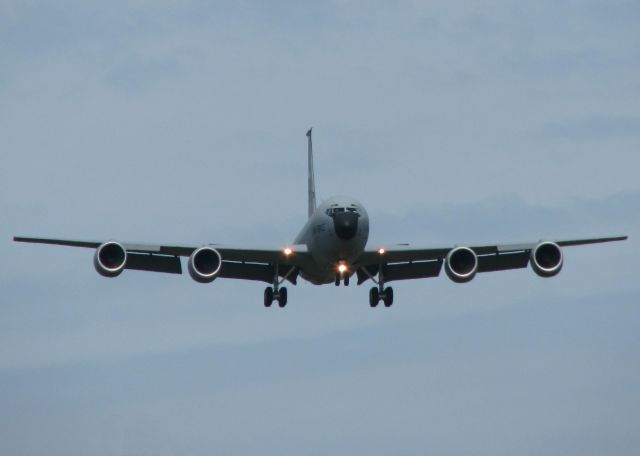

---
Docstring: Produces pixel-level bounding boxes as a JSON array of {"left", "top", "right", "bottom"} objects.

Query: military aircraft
[{"left": 14, "top": 129, "right": 627, "bottom": 308}]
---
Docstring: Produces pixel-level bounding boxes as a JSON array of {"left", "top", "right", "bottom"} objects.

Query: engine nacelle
[
  {"left": 445, "top": 246, "right": 478, "bottom": 283},
  {"left": 94, "top": 241, "right": 127, "bottom": 278},
  {"left": 188, "top": 246, "right": 222, "bottom": 283},
  {"left": 530, "top": 241, "right": 563, "bottom": 277}
]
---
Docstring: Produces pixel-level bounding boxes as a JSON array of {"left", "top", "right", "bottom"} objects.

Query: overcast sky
[{"left": 1, "top": 1, "right": 639, "bottom": 454}]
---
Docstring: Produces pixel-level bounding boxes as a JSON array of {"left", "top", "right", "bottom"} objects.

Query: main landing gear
[
  {"left": 264, "top": 263, "right": 293, "bottom": 308},
  {"left": 369, "top": 286, "right": 393, "bottom": 307},
  {"left": 360, "top": 266, "right": 394, "bottom": 308},
  {"left": 264, "top": 286, "right": 287, "bottom": 308}
]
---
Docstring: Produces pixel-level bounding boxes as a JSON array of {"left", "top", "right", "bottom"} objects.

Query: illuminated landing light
[
  {"left": 378, "top": 248, "right": 386, "bottom": 255},
  {"left": 284, "top": 247, "right": 293, "bottom": 256},
  {"left": 338, "top": 264, "right": 347, "bottom": 274}
]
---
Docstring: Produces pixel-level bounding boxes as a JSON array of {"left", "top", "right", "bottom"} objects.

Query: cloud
[
  {"left": 1, "top": 0, "right": 639, "bottom": 454},
  {"left": 372, "top": 191, "right": 639, "bottom": 244},
  {"left": 536, "top": 115, "right": 640, "bottom": 141},
  {"left": 1, "top": 290, "right": 639, "bottom": 455}
]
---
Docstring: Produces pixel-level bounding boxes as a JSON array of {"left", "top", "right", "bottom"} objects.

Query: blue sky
[{"left": 1, "top": 1, "right": 639, "bottom": 454}]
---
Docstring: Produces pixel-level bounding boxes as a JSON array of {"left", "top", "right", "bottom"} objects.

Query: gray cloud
[
  {"left": 1, "top": 291, "right": 638, "bottom": 455},
  {"left": 1, "top": 0, "right": 639, "bottom": 454},
  {"left": 536, "top": 115, "right": 640, "bottom": 140}
]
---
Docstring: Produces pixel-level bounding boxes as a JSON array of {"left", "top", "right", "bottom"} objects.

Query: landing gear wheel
[
  {"left": 278, "top": 287, "right": 288, "bottom": 308},
  {"left": 335, "top": 275, "right": 340, "bottom": 286},
  {"left": 369, "top": 287, "right": 379, "bottom": 307},
  {"left": 344, "top": 275, "right": 350, "bottom": 286},
  {"left": 264, "top": 287, "right": 274, "bottom": 307},
  {"left": 383, "top": 287, "right": 394, "bottom": 307}
]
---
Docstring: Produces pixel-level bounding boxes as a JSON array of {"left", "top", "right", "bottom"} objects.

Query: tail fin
[{"left": 307, "top": 128, "right": 316, "bottom": 218}]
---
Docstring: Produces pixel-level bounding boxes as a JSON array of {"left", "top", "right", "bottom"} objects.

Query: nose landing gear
[{"left": 335, "top": 273, "right": 350, "bottom": 286}]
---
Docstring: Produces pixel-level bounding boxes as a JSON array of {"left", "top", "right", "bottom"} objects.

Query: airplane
[{"left": 14, "top": 129, "right": 627, "bottom": 308}]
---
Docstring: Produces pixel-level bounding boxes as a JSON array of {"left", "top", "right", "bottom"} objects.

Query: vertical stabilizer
[{"left": 307, "top": 128, "right": 316, "bottom": 218}]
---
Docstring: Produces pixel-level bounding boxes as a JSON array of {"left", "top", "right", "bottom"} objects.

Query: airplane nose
[{"left": 333, "top": 212, "right": 359, "bottom": 240}]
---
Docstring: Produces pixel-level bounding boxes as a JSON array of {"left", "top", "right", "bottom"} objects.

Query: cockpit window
[{"left": 326, "top": 206, "right": 359, "bottom": 216}]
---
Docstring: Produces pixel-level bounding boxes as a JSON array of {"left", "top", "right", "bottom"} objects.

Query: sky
[{"left": 1, "top": 0, "right": 639, "bottom": 454}]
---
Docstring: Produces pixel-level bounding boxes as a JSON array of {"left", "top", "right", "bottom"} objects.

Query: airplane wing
[
  {"left": 13, "top": 236, "right": 311, "bottom": 284},
  {"left": 355, "top": 235, "right": 628, "bottom": 284}
]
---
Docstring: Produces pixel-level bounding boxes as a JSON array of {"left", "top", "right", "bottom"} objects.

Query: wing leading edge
[
  {"left": 14, "top": 234, "right": 627, "bottom": 285},
  {"left": 355, "top": 235, "right": 627, "bottom": 284},
  {"left": 13, "top": 236, "right": 310, "bottom": 283}
]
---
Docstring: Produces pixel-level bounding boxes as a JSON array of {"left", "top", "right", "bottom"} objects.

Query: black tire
[
  {"left": 264, "top": 287, "right": 274, "bottom": 307},
  {"left": 383, "top": 287, "right": 394, "bottom": 307},
  {"left": 335, "top": 275, "right": 340, "bottom": 286},
  {"left": 278, "top": 287, "right": 288, "bottom": 308},
  {"left": 344, "top": 275, "right": 350, "bottom": 286},
  {"left": 369, "top": 287, "right": 379, "bottom": 307}
]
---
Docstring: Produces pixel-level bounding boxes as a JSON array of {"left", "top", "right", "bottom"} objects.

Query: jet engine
[
  {"left": 530, "top": 241, "right": 563, "bottom": 277},
  {"left": 445, "top": 246, "right": 478, "bottom": 283},
  {"left": 94, "top": 241, "right": 127, "bottom": 277},
  {"left": 188, "top": 246, "right": 222, "bottom": 283}
]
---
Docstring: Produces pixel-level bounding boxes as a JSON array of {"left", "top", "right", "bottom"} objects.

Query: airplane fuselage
[{"left": 294, "top": 195, "right": 369, "bottom": 284}]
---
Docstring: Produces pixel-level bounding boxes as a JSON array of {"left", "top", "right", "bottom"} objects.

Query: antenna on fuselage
[{"left": 307, "top": 127, "right": 316, "bottom": 218}]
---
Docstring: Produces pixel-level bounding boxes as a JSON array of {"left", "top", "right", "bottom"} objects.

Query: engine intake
[
  {"left": 530, "top": 241, "right": 563, "bottom": 277},
  {"left": 445, "top": 246, "right": 478, "bottom": 283},
  {"left": 188, "top": 246, "right": 222, "bottom": 283},
  {"left": 94, "top": 241, "right": 127, "bottom": 277}
]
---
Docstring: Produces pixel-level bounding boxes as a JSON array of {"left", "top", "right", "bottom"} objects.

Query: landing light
[
  {"left": 338, "top": 264, "right": 347, "bottom": 274},
  {"left": 284, "top": 247, "right": 293, "bottom": 256},
  {"left": 378, "top": 248, "right": 386, "bottom": 255}
]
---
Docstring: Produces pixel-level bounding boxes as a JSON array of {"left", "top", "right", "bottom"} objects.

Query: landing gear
[
  {"left": 278, "top": 287, "right": 288, "bottom": 308},
  {"left": 264, "top": 263, "right": 294, "bottom": 308},
  {"left": 369, "top": 287, "right": 379, "bottom": 307},
  {"left": 369, "top": 286, "right": 394, "bottom": 307},
  {"left": 335, "top": 273, "right": 350, "bottom": 286},
  {"left": 383, "top": 286, "right": 393, "bottom": 307},
  {"left": 361, "top": 265, "right": 394, "bottom": 308},
  {"left": 264, "top": 286, "right": 288, "bottom": 308},
  {"left": 264, "top": 287, "right": 274, "bottom": 307}
]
